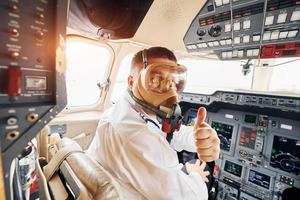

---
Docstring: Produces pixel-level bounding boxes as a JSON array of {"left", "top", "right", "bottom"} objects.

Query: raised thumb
[{"left": 195, "top": 107, "right": 207, "bottom": 128}]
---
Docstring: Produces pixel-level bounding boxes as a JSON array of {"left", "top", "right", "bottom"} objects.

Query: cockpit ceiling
[{"left": 131, "top": 0, "right": 207, "bottom": 52}]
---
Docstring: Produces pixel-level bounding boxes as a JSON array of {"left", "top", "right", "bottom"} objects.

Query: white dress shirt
[{"left": 87, "top": 91, "right": 208, "bottom": 200}]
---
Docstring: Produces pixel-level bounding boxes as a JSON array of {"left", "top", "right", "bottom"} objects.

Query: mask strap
[
  {"left": 142, "top": 49, "right": 148, "bottom": 69},
  {"left": 128, "top": 89, "right": 168, "bottom": 119}
]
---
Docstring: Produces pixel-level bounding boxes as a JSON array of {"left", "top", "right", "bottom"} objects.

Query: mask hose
[{"left": 128, "top": 90, "right": 183, "bottom": 140}]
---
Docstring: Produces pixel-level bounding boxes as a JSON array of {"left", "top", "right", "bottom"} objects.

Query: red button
[{"left": 7, "top": 66, "right": 22, "bottom": 96}]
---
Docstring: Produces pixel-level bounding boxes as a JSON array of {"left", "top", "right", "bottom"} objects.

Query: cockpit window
[
  {"left": 111, "top": 54, "right": 133, "bottom": 103},
  {"left": 268, "top": 58, "right": 300, "bottom": 94},
  {"left": 179, "top": 58, "right": 254, "bottom": 94},
  {"left": 66, "top": 37, "right": 111, "bottom": 107}
]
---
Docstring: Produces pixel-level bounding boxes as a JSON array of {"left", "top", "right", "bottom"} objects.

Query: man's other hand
[
  {"left": 193, "top": 107, "right": 220, "bottom": 162},
  {"left": 186, "top": 160, "right": 210, "bottom": 182}
]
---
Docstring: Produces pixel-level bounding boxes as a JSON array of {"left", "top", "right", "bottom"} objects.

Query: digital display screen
[
  {"left": 245, "top": 114, "right": 257, "bottom": 124},
  {"left": 25, "top": 76, "right": 47, "bottom": 91},
  {"left": 224, "top": 160, "right": 243, "bottom": 177},
  {"left": 239, "top": 127, "right": 257, "bottom": 149},
  {"left": 270, "top": 136, "right": 300, "bottom": 175},
  {"left": 211, "top": 121, "right": 234, "bottom": 152},
  {"left": 248, "top": 169, "right": 271, "bottom": 189}
]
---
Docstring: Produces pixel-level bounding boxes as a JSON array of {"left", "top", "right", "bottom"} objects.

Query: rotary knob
[
  {"left": 197, "top": 28, "right": 206, "bottom": 36},
  {"left": 208, "top": 25, "right": 222, "bottom": 37}
]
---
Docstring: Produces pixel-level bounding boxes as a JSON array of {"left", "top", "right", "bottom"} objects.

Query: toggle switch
[
  {"left": 36, "top": 12, "right": 45, "bottom": 20},
  {"left": 9, "top": 51, "right": 20, "bottom": 60},
  {"left": 36, "top": 31, "right": 44, "bottom": 41},
  {"left": 7, "top": 66, "right": 22, "bottom": 96},
  {"left": 10, "top": 4, "right": 19, "bottom": 13},
  {"left": 9, "top": 28, "right": 19, "bottom": 37}
]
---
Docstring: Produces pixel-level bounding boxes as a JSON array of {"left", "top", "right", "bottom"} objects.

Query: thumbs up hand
[{"left": 193, "top": 107, "right": 220, "bottom": 162}]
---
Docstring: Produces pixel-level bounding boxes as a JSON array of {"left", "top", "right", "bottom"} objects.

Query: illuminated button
[
  {"left": 287, "top": 30, "right": 298, "bottom": 38},
  {"left": 279, "top": 31, "right": 288, "bottom": 39},
  {"left": 223, "top": 0, "right": 230, "bottom": 5},
  {"left": 10, "top": 51, "right": 20, "bottom": 60},
  {"left": 290, "top": 10, "right": 300, "bottom": 21},
  {"left": 263, "top": 31, "right": 271, "bottom": 41},
  {"left": 188, "top": 45, "right": 196, "bottom": 50},
  {"left": 271, "top": 31, "right": 280, "bottom": 40},
  {"left": 232, "top": 50, "right": 238, "bottom": 57},
  {"left": 222, "top": 52, "right": 227, "bottom": 58},
  {"left": 225, "top": 24, "right": 231, "bottom": 32},
  {"left": 238, "top": 50, "right": 244, "bottom": 58},
  {"left": 243, "top": 20, "right": 251, "bottom": 29},
  {"left": 186, "top": 45, "right": 193, "bottom": 50},
  {"left": 196, "top": 43, "right": 202, "bottom": 48},
  {"left": 253, "top": 35, "right": 261, "bottom": 42},
  {"left": 243, "top": 35, "right": 250, "bottom": 43},
  {"left": 247, "top": 50, "right": 253, "bottom": 57},
  {"left": 226, "top": 39, "right": 232, "bottom": 45},
  {"left": 233, "top": 22, "right": 240, "bottom": 31},
  {"left": 234, "top": 37, "right": 240, "bottom": 44},
  {"left": 202, "top": 43, "right": 208, "bottom": 48},
  {"left": 199, "top": 43, "right": 205, "bottom": 48},
  {"left": 220, "top": 40, "right": 226, "bottom": 45},
  {"left": 277, "top": 13, "right": 287, "bottom": 23},
  {"left": 253, "top": 49, "right": 260, "bottom": 56},
  {"left": 10, "top": 28, "right": 19, "bottom": 37},
  {"left": 213, "top": 41, "right": 219, "bottom": 46},
  {"left": 265, "top": 15, "right": 274, "bottom": 25},
  {"left": 208, "top": 42, "right": 214, "bottom": 47},
  {"left": 215, "top": 0, "right": 222, "bottom": 7}
]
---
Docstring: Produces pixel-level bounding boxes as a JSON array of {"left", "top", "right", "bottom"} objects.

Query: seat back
[{"left": 36, "top": 128, "right": 122, "bottom": 200}]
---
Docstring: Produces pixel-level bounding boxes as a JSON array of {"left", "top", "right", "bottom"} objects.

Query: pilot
[{"left": 87, "top": 47, "right": 220, "bottom": 199}]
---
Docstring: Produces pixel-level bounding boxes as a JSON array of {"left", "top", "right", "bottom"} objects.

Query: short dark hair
[
  {"left": 130, "top": 47, "right": 177, "bottom": 77},
  {"left": 131, "top": 47, "right": 177, "bottom": 67}
]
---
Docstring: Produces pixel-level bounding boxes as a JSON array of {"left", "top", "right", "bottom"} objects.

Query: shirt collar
[{"left": 125, "top": 90, "right": 161, "bottom": 128}]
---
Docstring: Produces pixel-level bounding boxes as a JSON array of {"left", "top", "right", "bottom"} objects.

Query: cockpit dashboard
[{"left": 179, "top": 90, "right": 300, "bottom": 200}]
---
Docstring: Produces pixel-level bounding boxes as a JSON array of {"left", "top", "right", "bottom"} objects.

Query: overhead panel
[{"left": 183, "top": 0, "right": 300, "bottom": 60}]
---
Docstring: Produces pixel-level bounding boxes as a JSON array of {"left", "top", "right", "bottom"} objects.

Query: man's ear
[{"left": 128, "top": 75, "right": 134, "bottom": 89}]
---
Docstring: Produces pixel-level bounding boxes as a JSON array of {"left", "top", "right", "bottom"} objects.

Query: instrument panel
[
  {"left": 184, "top": 0, "right": 300, "bottom": 59},
  {"left": 0, "top": 1, "right": 68, "bottom": 199},
  {"left": 179, "top": 91, "right": 300, "bottom": 200}
]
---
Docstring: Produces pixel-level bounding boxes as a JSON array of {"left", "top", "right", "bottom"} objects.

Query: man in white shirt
[{"left": 87, "top": 47, "right": 220, "bottom": 199}]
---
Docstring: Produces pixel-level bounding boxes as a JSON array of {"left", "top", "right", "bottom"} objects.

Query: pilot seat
[{"left": 36, "top": 126, "right": 122, "bottom": 200}]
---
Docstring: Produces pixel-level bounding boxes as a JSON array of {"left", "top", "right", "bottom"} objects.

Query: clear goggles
[{"left": 143, "top": 63, "right": 187, "bottom": 94}]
